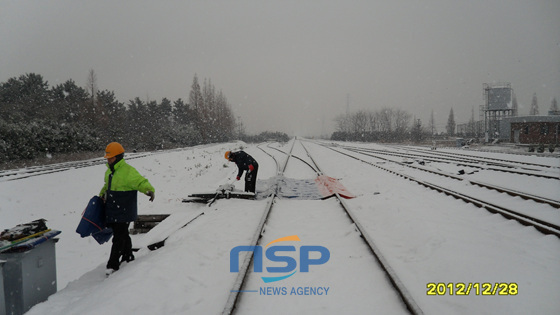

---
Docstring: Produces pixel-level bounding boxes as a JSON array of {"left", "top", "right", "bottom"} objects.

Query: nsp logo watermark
[{"left": 230, "top": 235, "right": 330, "bottom": 283}]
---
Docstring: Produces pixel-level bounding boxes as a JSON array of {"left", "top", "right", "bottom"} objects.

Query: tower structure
[{"left": 480, "top": 83, "right": 516, "bottom": 141}]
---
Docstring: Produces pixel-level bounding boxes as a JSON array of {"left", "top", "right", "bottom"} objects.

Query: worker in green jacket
[{"left": 100, "top": 142, "right": 155, "bottom": 274}]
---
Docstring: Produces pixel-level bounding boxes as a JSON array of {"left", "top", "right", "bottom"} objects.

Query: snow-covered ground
[{"left": 1, "top": 140, "right": 559, "bottom": 314}]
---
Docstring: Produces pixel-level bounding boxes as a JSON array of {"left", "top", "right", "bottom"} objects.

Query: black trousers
[
  {"left": 244, "top": 164, "right": 258, "bottom": 193},
  {"left": 107, "top": 222, "right": 132, "bottom": 270}
]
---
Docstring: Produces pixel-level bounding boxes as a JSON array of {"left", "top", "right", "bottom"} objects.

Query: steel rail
[
  {"left": 222, "top": 140, "right": 295, "bottom": 315},
  {"left": 298, "top": 140, "right": 424, "bottom": 315},
  {"left": 396, "top": 144, "right": 560, "bottom": 170},
  {"left": 340, "top": 146, "right": 560, "bottom": 208},
  {"left": 257, "top": 143, "right": 279, "bottom": 173},
  {"left": 342, "top": 145, "right": 559, "bottom": 180},
  {"left": 1, "top": 152, "right": 155, "bottom": 181},
  {"left": 323, "top": 144, "right": 560, "bottom": 238}
]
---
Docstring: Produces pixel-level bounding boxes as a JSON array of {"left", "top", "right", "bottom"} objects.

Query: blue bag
[
  {"left": 76, "top": 196, "right": 113, "bottom": 244},
  {"left": 91, "top": 228, "right": 113, "bottom": 244}
]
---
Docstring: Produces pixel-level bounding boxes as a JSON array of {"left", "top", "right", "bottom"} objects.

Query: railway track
[
  {"left": 336, "top": 144, "right": 559, "bottom": 180},
  {"left": 222, "top": 139, "right": 423, "bottom": 315},
  {"left": 335, "top": 145, "right": 560, "bottom": 209},
  {"left": 0, "top": 152, "right": 156, "bottom": 182},
  {"left": 315, "top": 141, "right": 560, "bottom": 238},
  {"left": 222, "top": 141, "right": 293, "bottom": 315},
  {"left": 398, "top": 144, "right": 560, "bottom": 170},
  {"left": 4, "top": 140, "right": 557, "bottom": 313}
]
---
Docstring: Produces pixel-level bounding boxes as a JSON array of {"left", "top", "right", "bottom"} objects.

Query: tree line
[
  {"left": 0, "top": 72, "right": 238, "bottom": 162},
  {"left": 332, "top": 106, "right": 487, "bottom": 143},
  {"left": 332, "top": 108, "right": 422, "bottom": 142}
]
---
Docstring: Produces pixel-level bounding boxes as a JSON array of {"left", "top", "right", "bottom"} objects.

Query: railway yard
[{"left": 1, "top": 139, "right": 559, "bottom": 314}]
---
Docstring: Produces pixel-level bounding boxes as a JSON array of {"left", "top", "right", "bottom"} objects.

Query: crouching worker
[
  {"left": 225, "top": 150, "right": 259, "bottom": 193},
  {"left": 100, "top": 142, "right": 155, "bottom": 274}
]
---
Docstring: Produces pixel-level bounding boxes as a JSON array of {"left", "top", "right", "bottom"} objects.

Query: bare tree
[
  {"left": 86, "top": 69, "right": 98, "bottom": 106},
  {"left": 394, "top": 109, "right": 411, "bottom": 135},
  {"left": 189, "top": 74, "right": 204, "bottom": 141},
  {"left": 236, "top": 115, "right": 246, "bottom": 139},
  {"left": 352, "top": 110, "right": 369, "bottom": 133},
  {"left": 215, "top": 89, "right": 235, "bottom": 141},
  {"left": 201, "top": 78, "right": 215, "bottom": 140},
  {"left": 334, "top": 114, "right": 351, "bottom": 133},
  {"left": 332, "top": 107, "right": 414, "bottom": 142},
  {"left": 377, "top": 107, "right": 393, "bottom": 133},
  {"left": 367, "top": 111, "right": 377, "bottom": 132}
]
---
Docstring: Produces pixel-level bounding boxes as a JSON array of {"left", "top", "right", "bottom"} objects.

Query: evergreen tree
[
  {"left": 446, "top": 108, "right": 455, "bottom": 136},
  {"left": 549, "top": 97, "right": 558, "bottom": 115},
  {"left": 530, "top": 93, "right": 539, "bottom": 115},
  {"left": 429, "top": 109, "right": 436, "bottom": 137},
  {"left": 154, "top": 98, "right": 173, "bottom": 149},
  {"left": 172, "top": 98, "right": 192, "bottom": 126},
  {"left": 51, "top": 80, "right": 90, "bottom": 124},
  {"left": 0, "top": 72, "right": 239, "bottom": 163},
  {"left": 169, "top": 98, "right": 200, "bottom": 146},
  {"left": 96, "top": 90, "right": 127, "bottom": 142},
  {"left": 0, "top": 73, "right": 51, "bottom": 122},
  {"left": 127, "top": 97, "right": 149, "bottom": 149},
  {"left": 411, "top": 118, "right": 423, "bottom": 143}
]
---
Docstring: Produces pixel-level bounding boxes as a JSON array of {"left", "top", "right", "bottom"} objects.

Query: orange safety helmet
[
  {"left": 224, "top": 151, "right": 231, "bottom": 160},
  {"left": 104, "top": 142, "right": 125, "bottom": 158}
]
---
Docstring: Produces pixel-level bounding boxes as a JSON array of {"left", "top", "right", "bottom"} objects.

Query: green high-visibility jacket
[{"left": 100, "top": 159, "right": 155, "bottom": 223}]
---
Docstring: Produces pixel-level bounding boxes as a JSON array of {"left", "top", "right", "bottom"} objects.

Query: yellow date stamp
[{"left": 426, "top": 282, "right": 518, "bottom": 296}]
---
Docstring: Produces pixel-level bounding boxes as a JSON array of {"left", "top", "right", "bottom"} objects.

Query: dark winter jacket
[
  {"left": 229, "top": 151, "right": 258, "bottom": 178},
  {"left": 99, "top": 159, "right": 154, "bottom": 223}
]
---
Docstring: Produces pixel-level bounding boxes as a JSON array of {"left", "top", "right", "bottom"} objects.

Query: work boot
[{"left": 121, "top": 253, "right": 135, "bottom": 263}]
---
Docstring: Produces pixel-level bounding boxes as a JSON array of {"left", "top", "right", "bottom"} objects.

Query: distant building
[
  {"left": 504, "top": 116, "right": 560, "bottom": 145},
  {"left": 480, "top": 83, "right": 516, "bottom": 142},
  {"left": 457, "top": 83, "right": 559, "bottom": 145}
]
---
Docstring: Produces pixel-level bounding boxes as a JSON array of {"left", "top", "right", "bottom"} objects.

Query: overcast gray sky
[{"left": 1, "top": 0, "right": 559, "bottom": 136}]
